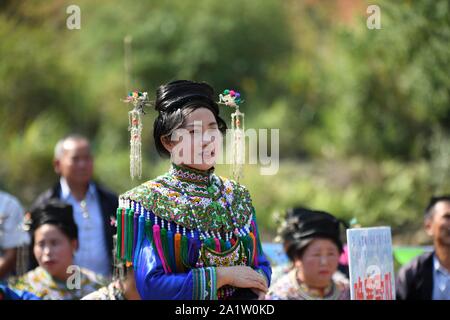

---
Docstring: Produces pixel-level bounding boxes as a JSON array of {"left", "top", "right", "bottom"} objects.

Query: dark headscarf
[
  {"left": 29, "top": 199, "right": 78, "bottom": 241},
  {"left": 280, "top": 207, "right": 346, "bottom": 261}
]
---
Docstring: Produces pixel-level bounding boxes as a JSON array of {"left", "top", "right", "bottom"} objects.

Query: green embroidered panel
[{"left": 119, "top": 168, "right": 254, "bottom": 233}]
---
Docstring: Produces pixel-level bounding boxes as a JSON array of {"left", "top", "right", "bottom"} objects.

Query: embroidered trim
[
  {"left": 192, "top": 267, "right": 217, "bottom": 300},
  {"left": 169, "top": 164, "right": 213, "bottom": 184},
  {"left": 200, "top": 240, "right": 247, "bottom": 267},
  {"left": 119, "top": 164, "right": 253, "bottom": 232},
  {"left": 292, "top": 269, "right": 341, "bottom": 300},
  {"left": 116, "top": 164, "right": 263, "bottom": 279}
]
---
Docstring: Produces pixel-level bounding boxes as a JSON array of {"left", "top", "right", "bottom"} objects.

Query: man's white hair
[{"left": 54, "top": 134, "right": 90, "bottom": 160}]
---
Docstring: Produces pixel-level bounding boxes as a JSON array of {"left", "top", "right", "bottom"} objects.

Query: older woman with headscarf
[{"left": 267, "top": 207, "right": 350, "bottom": 300}]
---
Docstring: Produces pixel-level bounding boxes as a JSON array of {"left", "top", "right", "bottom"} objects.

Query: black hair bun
[
  {"left": 29, "top": 199, "right": 78, "bottom": 240},
  {"left": 281, "top": 207, "right": 344, "bottom": 259},
  {"left": 154, "top": 80, "right": 218, "bottom": 114}
]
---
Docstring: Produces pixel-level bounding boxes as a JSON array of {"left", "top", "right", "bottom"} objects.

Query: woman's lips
[{"left": 43, "top": 260, "right": 57, "bottom": 267}]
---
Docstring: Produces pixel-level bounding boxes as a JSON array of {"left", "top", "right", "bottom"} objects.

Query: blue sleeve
[
  {"left": 251, "top": 213, "right": 272, "bottom": 287},
  {"left": 135, "top": 238, "right": 217, "bottom": 300},
  {"left": 256, "top": 249, "right": 272, "bottom": 287},
  {"left": 0, "top": 284, "right": 41, "bottom": 300}
]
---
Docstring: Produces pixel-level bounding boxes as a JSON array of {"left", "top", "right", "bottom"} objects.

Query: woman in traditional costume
[
  {"left": 266, "top": 207, "right": 350, "bottom": 300},
  {"left": 116, "top": 80, "right": 271, "bottom": 300},
  {"left": 9, "top": 200, "right": 105, "bottom": 299}
]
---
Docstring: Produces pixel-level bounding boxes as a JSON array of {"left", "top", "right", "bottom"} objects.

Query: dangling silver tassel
[
  {"left": 219, "top": 89, "right": 244, "bottom": 182},
  {"left": 124, "top": 91, "right": 150, "bottom": 180},
  {"left": 231, "top": 107, "right": 245, "bottom": 182},
  {"left": 129, "top": 109, "right": 142, "bottom": 179}
]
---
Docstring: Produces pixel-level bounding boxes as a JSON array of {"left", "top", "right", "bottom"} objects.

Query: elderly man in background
[{"left": 30, "top": 134, "right": 117, "bottom": 278}]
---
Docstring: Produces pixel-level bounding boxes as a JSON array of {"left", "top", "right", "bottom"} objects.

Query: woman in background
[
  {"left": 9, "top": 200, "right": 105, "bottom": 299},
  {"left": 267, "top": 207, "right": 349, "bottom": 300}
]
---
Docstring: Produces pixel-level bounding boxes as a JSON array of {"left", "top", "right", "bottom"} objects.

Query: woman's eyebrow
[
  {"left": 183, "top": 123, "right": 200, "bottom": 129},
  {"left": 184, "top": 121, "right": 218, "bottom": 128}
]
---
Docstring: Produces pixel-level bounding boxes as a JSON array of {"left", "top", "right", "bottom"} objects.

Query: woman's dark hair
[
  {"left": 153, "top": 80, "right": 227, "bottom": 157},
  {"left": 26, "top": 199, "right": 78, "bottom": 270},
  {"left": 29, "top": 199, "right": 78, "bottom": 241},
  {"left": 280, "top": 207, "right": 345, "bottom": 261}
]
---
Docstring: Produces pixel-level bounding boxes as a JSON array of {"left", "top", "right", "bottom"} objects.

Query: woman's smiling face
[{"left": 163, "top": 107, "right": 222, "bottom": 171}]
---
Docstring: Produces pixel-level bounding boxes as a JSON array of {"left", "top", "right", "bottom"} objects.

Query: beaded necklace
[
  {"left": 171, "top": 166, "right": 238, "bottom": 245},
  {"left": 294, "top": 270, "right": 341, "bottom": 300}
]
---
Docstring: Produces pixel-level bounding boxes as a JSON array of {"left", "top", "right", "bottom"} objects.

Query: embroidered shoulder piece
[
  {"left": 119, "top": 173, "right": 253, "bottom": 233},
  {"left": 114, "top": 165, "right": 263, "bottom": 286}
]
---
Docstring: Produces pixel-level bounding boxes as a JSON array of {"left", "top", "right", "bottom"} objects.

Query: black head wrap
[
  {"left": 29, "top": 199, "right": 78, "bottom": 241},
  {"left": 280, "top": 207, "right": 346, "bottom": 261}
]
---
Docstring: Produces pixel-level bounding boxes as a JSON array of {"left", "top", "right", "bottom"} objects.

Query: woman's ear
[
  {"left": 71, "top": 239, "right": 79, "bottom": 253},
  {"left": 160, "top": 135, "right": 174, "bottom": 153},
  {"left": 293, "top": 258, "right": 303, "bottom": 269},
  {"left": 161, "top": 134, "right": 182, "bottom": 154},
  {"left": 293, "top": 258, "right": 305, "bottom": 282}
]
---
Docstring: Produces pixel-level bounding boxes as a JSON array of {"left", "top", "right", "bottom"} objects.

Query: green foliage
[{"left": 237, "top": 158, "right": 436, "bottom": 243}]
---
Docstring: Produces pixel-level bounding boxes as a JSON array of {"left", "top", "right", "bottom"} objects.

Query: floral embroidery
[
  {"left": 119, "top": 164, "right": 253, "bottom": 233},
  {"left": 199, "top": 240, "right": 247, "bottom": 267},
  {"left": 116, "top": 164, "right": 266, "bottom": 300},
  {"left": 266, "top": 269, "right": 350, "bottom": 300},
  {"left": 9, "top": 267, "right": 105, "bottom": 300},
  {"left": 81, "top": 281, "right": 126, "bottom": 300}
]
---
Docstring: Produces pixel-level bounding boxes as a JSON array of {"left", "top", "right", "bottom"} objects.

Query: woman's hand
[{"left": 216, "top": 266, "right": 268, "bottom": 294}]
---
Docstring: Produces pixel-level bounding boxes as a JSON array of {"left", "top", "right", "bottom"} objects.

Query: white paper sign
[{"left": 347, "top": 227, "right": 395, "bottom": 300}]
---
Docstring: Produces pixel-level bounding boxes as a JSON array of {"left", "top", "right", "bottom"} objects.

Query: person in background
[
  {"left": 396, "top": 195, "right": 450, "bottom": 300},
  {"left": 0, "top": 190, "right": 30, "bottom": 282},
  {"left": 267, "top": 207, "right": 350, "bottom": 300},
  {"left": 30, "top": 134, "right": 117, "bottom": 278},
  {"left": 9, "top": 200, "right": 105, "bottom": 299}
]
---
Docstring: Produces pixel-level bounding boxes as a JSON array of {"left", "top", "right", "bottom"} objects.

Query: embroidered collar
[
  {"left": 119, "top": 164, "right": 254, "bottom": 232},
  {"left": 168, "top": 163, "right": 214, "bottom": 185},
  {"left": 290, "top": 268, "right": 340, "bottom": 300}
]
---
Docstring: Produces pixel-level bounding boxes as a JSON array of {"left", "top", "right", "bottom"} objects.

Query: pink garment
[{"left": 339, "top": 244, "right": 349, "bottom": 265}]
